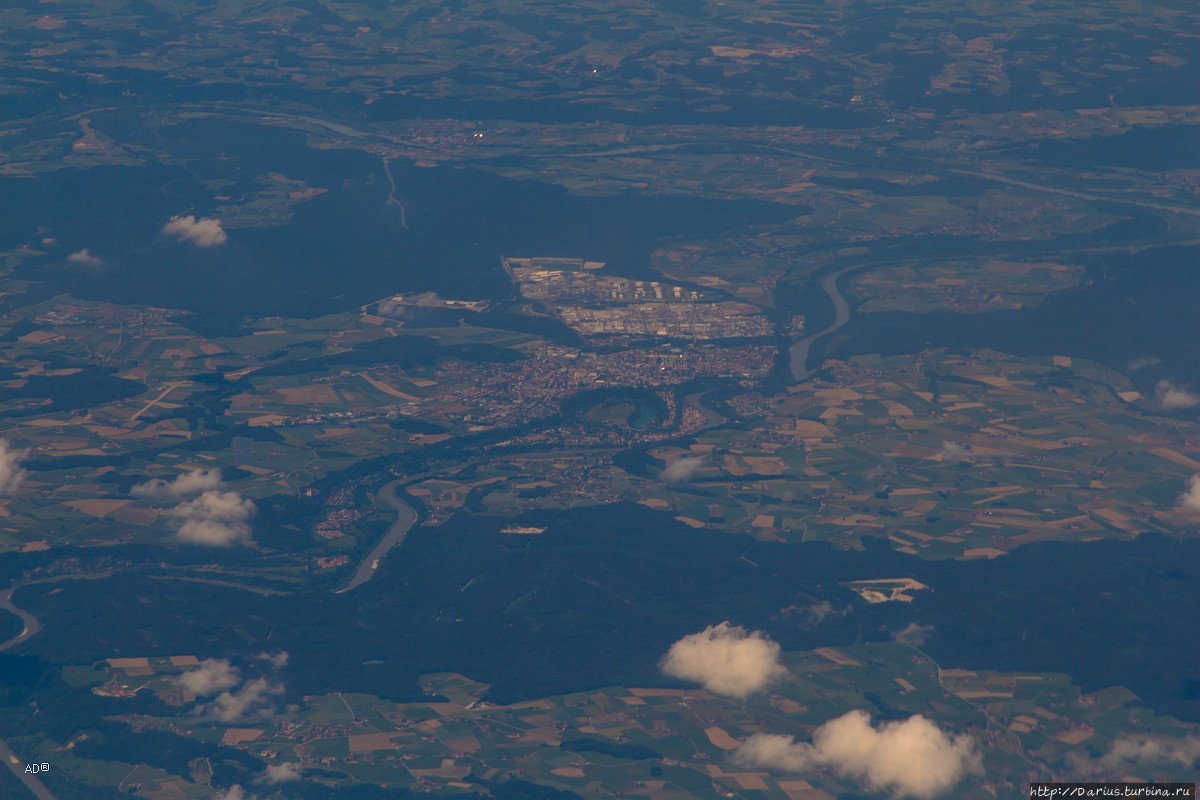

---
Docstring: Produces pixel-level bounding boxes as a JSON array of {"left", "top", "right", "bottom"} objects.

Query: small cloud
[
  {"left": 1155, "top": 380, "right": 1200, "bottom": 411},
  {"left": 0, "top": 439, "right": 27, "bottom": 495},
  {"left": 1068, "top": 735, "right": 1200, "bottom": 777},
  {"left": 212, "top": 785, "right": 257, "bottom": 800},
  {"left": 66, "top": 248, "right": 104, "bottom": 267},
  {"left": 660, "top": 622, "right": 787, "bottom": 698},
  {"left": 782, "top": 600, "right": 847, "bottom": 629},
  {"left": 168, "top": 490, "right": 256, "bottom": 546},
  {"left": 259, "top": 762, "right": 303, "bottom": 784},
  {"left": 254, "top": 651, "right": 289, "bottom": 670},
  {"left": 163, "top": 214, "right": 227, "bottom": 247},
  {"left": 408, "top": 291, "right": 442, "bottom": 306},
  {"left": 893, "top": 623, "right": 935, "bottom": 648},
  {"left": 202, "top": 677, "right": 284, "bottom": 723},
  {"left": 1101, "top": 736, "right": 1200, "bottom": 769},
  {"left": 1126, "top": 356, "right": 1160, "bottom": 372},
  {"left": 132, "top": 468, "right": 223, "bottom": 499},
  {"left": 177, "top": 658, "right": 240, "bottom": 697},
  {"left": 376, "top": 292, "right": 442, "bottom": 318},
  {"left": 1178, "top": 475, "right": 1200, "bottom": 514},
  {"left": 661, "top": 457, "right": 705, "bottom": 483},
  {"left": 938, "top": 442, "right": 973, "bottom": 463},
  {"left": 733, "top": 710, "right": 982, "bottom": 799},
  {"left": 376, "top": 298, "right": 407, "bottom": 318},
  {"left": 183, "top": 657, "right": 287, "bottom": 724}
]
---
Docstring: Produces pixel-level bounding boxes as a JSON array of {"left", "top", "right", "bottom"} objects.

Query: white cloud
[
  {"left": 132, "top": 468, "right": 223, "bottom": 499},
  {"left": 938, "top": 442, "right": 973, "bottom": 463},
  {"left": 660, "top": 622, "right": 787, "bottom": 698},
  {"left": 177, "top": 658, "right": 240, "bottom": 697},
  {"left": 661, "top": 457, "right": 705, "bottom": 483},
  {"left": 184, "top": 656, "right": 287, "bottom": 724},
  {"left": 212, "top": 785, "right": 257, "bottom": 800},
  {"left": 1101, "top": 736, "right": 1200, "bottom": 769},
  {"left": 783, "top": 600, "right": 847, "bottom": 629},
  {"left": 376, "top": 298, "right": 407, "bottom": 318},
  {"left": 1070, "top": 735, "right": 1200, "bottom": 776},
  {"left": 1126, "top": 356, "right": 1160, "bottom": 372},
  {"left": 408, "top": 291, "right": 442, "bottom": 306},
  {"left": 168, "top": 490, "right": 256, "bottom": 546},
  {"left": 377, "top": 292, "right": 443, "bottom": 318},
  {"left": 1155, "top": 380, "right": 1200, "bottom": 411},
  {"left": 1178, "top": 475, "right": 1200, "bottom": 514},
  {"left": 893, "top": 623, "right": 935, "bottom": 648},
  {"left": 734, "top": 710, "right": 982, "bottom": 799},
  {"left": 260, "top": 762, "right": 303, "bottom": 784},
  {"left": 66, "top": 248, "right": 103, "bottom": 267},
  {"left": 254, "top": 651, "right": 289, "bottom": 670},
  {"left": 202, "top": 677, "right": 284, "bottom": 723},
  {"left": 0, "top": 439, "right": 27, "bottom": 495},
  {"left": 163, "top": 214, "right": 227, "bottom": 247}
]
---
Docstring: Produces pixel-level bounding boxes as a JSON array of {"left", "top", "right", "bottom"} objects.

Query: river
[
  {"left": 0, "top": 583, "right": 71, "bottom": 799},
  {"left": 334, "top": 377, "right": 733, "bottom": 595},
  {"left": 788, "top": 268, "right": 853, "bottom": 382},
  {"left": 683, "top": 391, "right": 726, "bottom": 429},
  {"left": 0, "top": 738, "right": 57, "bottom": 800},
  {"left": 337, "top": 479, "right": 419, "bottom": 593},
  {"left": 0, "top": 585, "right": 41, "bottom": 654}
]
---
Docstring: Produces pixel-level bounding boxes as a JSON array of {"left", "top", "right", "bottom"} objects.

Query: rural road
[
  {"left": 788, "top": 268, "right": 853, "bottom": 383},
  {"left": 338, "top": 479, "right": 419, "bottom": 593}
]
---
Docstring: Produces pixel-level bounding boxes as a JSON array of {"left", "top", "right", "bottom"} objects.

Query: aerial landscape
[{"left": 0, "top": 0, "right": 1198, "bottom": 798}]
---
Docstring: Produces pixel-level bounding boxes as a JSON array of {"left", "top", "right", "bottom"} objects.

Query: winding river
[
  {"left": 337, "top": 478, "right": 419, "bottom": 593},
  {"left": 788, "top": 267, "right": 854, "bottom": 383},
  {"left": 0, "top": 584, "right": 41, "bottom": 654}
]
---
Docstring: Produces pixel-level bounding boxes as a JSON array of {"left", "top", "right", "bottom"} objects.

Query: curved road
[
  {"left": 788, "top": 268, "right": 854, "bottom": 383},
  {"left": 338, "top": 479, "right": 419, "bottom": 593}
]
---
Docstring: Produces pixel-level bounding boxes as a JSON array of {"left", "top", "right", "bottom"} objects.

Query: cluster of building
[
  {"left": 509, "top": 259, "right": 701, "bottom": 304},
  {"left": 507, "top": 256, "right": 771, "bottom": 340},
  {"left": 253, "top": 342, "right": 770, "bottom": 445},
  {"left": 34, "top": 302, "right": 181, "bottom": 328},
  {"left": 555, "top": 300, "right": 770, "bottom": 338},
  {"left": 426, "top": 343, "right": 773, "bottom": 428},
  {"left": 314, "top": 487, "right": 364, "bottom": 539}
]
